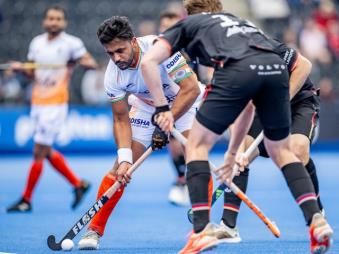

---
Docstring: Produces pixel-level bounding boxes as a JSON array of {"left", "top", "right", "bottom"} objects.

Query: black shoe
[
  {"left": 72, "top": 180, "right": 91, "bottom": 209},
  {"left": 7, "top": 197, "right": 32, "bottom": 213}
]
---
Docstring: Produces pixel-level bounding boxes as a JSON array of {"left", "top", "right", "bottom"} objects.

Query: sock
[
  {"left": 172, "top": 155, "right": 186, "bottom": 178},
  {"left": 186, "top": 161, "right": 211, "bottom": 233},
  {"left": 222, "top": 168, "right": 249, "bottom": 228},
  {"left": 305, "top": 158, "right": 323, "bottom": 211},
  {"left": 48, "top": 150, "right": 81, "bottom": 187},
  {"left": 282, "top": 162, "right": 320, "bottom": 225},
  {"left": 89, "top": 174, "right": 125, "bottom": 236},
  {"left": 23, "top": 160, "right": 44, "bottom": 202}
]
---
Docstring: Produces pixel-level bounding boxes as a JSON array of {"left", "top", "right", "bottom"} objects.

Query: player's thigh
[
  {"left": 253, "top": 54, "right": 291, "bottom": 141},
  {"left": 196, "top": 61, "right": 260, "bottom": 136},
  {"left": 32, "top": 104, "right": 68, "bottom": 146},
  {"left": 247, "top": 114, "right": 268, "bottom": 158},
  {"left": 291, "top": 95, "right": 320, "bottom": 143},
  {"left": 129, "top": 106, "right": 154, "bottom": 148}
]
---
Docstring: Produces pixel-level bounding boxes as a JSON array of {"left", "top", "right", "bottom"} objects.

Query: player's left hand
[
  {"left": 152, "top": 105, "right": 174, "bottom": 133},
  {"left": 151, "top": 127, "right": 169, "bottom": 150},
  {"left": 216, "top": 152, "right": 237, "bottom": 184}
]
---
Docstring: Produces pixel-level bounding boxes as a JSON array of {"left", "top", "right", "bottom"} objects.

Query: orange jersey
[{"left": 27, "top": 32, "right": 87, "bottom": 105}]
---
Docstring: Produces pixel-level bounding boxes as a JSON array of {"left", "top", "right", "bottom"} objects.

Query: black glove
[
  {"left": 151, "top": 105, "right": 170, "bottom": 127},
  {"left": 151, "top": 127, "right": 169, "bottom": 151}
]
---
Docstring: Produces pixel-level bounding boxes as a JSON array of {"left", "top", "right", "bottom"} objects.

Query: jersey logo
[
  {"left": 162, "top": 83, "right": 170, "bottom": 90},
  {"left": 130, "top": 118, "right": 150, "bottom": 128},
  {"left": 106, "top": 92, "right": 116, "bottom": 98},
  {"left": 250, "top": 65, "right": 257, "bottom": 70}
]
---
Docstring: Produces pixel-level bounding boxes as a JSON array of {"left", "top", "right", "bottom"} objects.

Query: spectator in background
[
  {"left": 137, "top": 20, "right": 156, "bottom": 36},
  {"left": 159, "top": 11, "right": 182, "bottom": 33},
  {"left": 300, "top": 19, "right": 331, "bottom": 63},
  {"left": 81, "top": 61, "right": 107, "bottom": 105},
  {"left": 0, "top": 69, "right": 22, "bottom": 104},
  {"left": 327, "top": 20, "right": 339, "bottom": 57},
  {"left": 314, "top": 0, "right": 338, "bottom": 33}
]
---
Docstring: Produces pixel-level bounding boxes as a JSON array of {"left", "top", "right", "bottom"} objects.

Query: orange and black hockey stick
[{"left": 171, "top": 128, "right": 280, "bottom": 238}]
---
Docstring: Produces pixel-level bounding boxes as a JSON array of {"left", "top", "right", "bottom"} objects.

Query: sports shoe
[
  {"left": 7, "top": 197, "right": 32, "bottom": 213},
  {"left": 168, "top": 177, "right": 190, "bottom": 206},
  {"left": 72, "top": 180, "right": 91, "bottom": 209},
  {"left": 310, "top": 213, "right": 333, "bottom": 254},
  {"left": 178, "top": 223, "right": 220, "bottom": 254},
  {"left": 217, "top": 220, "right": 241, "bottom": 243},
  {"left": 78, "top": 230, "right": 100, "bottom": 250}
]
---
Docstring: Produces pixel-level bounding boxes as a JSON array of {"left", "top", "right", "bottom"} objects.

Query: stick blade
[{"left": 47, "top": 235, "right": 62, "bottom": 251}]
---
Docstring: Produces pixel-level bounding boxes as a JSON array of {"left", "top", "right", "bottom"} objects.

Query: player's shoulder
[
  {"left": 137, "top": 35, "right": 158, "bottom": 51},
  {"left": 60, "top": 32, "right": 84, "bottom": 45},
  {"left": 29, "top": 33, "right": 47, "bottom": 46}
]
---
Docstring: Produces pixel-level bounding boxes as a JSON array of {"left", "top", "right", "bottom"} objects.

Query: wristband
[{"left": 117, "top": 148, "right": 133, "bottom": 164}]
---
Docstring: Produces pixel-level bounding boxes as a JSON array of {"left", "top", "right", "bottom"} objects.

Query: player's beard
[
  {"left": 116, "top": 47, "right": 135, "bottom": 70},
  {"left": 46, "top": 26, "right": 64, "bottom": 37}
]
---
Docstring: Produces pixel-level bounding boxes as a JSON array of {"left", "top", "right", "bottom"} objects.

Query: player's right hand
[
  {"left": 115, "top": 162, "right": 132, "bottom": 185},
  {"left": 10, "top": 61, "right": 23, "bottom": 71}
]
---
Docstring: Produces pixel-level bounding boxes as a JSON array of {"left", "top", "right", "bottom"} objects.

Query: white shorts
[
  {"left": 30, "top": 104, "right": 68, "bottom": 146},
  {"left": 128, "top": 97, "right": 197, "bottom": 148}
]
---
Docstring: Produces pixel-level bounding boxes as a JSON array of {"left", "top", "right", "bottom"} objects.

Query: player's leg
[
  {"left": 179, "top": 62, "right": 259, "bottom": 253},
  {"left": 290, "top": 95, "right": 323, "bottom": 212},
  {"left": 7, "top": 142, "right": 50, "bottom": 212},
  {"left": 221, "top": 116, "right": 262, "bottom": 238},
  {"left": 78, "top": 140, "right": 146, "bottom": 250},
  {"left": 167, "top": 138, "right": 189, "bottom": 206},
  {"left": 255, "top": 55, "right": 332, "bottom": 253}
]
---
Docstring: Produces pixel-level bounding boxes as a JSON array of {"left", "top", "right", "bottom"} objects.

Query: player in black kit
[
  {"left": 139, "top": 5, "right": 333, "bottom": 254},
  {"left": 222, "top": 39, "right": 326, "bottom": 243}
]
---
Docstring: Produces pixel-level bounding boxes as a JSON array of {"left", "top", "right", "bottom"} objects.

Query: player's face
[
  {"left": 43, "top": 9, "right": 67, "bottom": 36},
  {"left": 103, "top": 38, "right": 137, "bottom": 70}
]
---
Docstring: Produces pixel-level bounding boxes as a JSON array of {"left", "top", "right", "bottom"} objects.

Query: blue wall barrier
[
  {"left": 0, "top": 106, "right": 115, "bottom": 154},
  {"left": 0, "top": 105, "right": 338, "bottom": 154}
]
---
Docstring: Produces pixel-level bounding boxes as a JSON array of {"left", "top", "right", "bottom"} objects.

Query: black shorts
[
  {"left": 248, "top": 94, "right": 320, "bottom": 157},
  {"left": 196, "top": 52, "right": 291, "bottom": 140}
]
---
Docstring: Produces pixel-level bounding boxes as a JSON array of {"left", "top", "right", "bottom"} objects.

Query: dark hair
[
  {"left": 43, "top": 5, "right": 67, "bottom": 20},
  {"left": 97, "top": 16, "right": 135, "bottom": 44},
  {"left": 159, "top": 11, "right": 180, "bottom": 21}
]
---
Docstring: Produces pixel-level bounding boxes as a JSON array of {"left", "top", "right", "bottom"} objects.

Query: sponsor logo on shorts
[
  {"left": 130, "top": 118, "right": 150, "bottom": 128},
  {"left": 249, "top": 64, "right": 285, "bottom": 75},
  {"left": 166, "top": 53, "right": 181, "bottom": 69}
]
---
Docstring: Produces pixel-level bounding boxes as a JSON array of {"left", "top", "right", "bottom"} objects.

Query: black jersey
[
  {"left": 160, "top": 12, "right": 277, "bottom": 66},
  {"left": 270, "top": 39, "right": 315, "bottom": 104}
]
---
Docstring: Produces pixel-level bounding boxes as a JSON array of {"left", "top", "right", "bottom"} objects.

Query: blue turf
[{"left": 0, "top": 152, "right": 338, "bottom": 253}]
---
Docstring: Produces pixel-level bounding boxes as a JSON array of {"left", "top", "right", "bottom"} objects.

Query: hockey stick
[
  {"left": 47, "top": 146, "right": 153, "bottom": 251},
  {"left": 171, "top": 129, "right": 280, "bottom": 238},
  {"left": 187, "top": 132, "right": 264, "bottom": 223},
  {"left": 0, "top": 62, "right": 65, "bottom": 70}
]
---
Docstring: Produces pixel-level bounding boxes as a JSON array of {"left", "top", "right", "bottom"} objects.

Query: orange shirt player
[{"left": 7, "top": 6, "right": 98, "bottom": 213}]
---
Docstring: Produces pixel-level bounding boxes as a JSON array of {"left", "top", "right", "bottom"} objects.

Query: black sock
[
  {"left": 282, "top": 162, "right": 320, "bottom": 225},
  {"left": 186, "top": 161, "right": 211, "bottom": 233},
  {"left": 172, "top": 155, "right": 186, "bottom": 178},
  {"left": 222, "top": 168, "right": 249, "bottom": 228},
  {"left": 305, "top": 158, "right": 323, "bottom": 210}
]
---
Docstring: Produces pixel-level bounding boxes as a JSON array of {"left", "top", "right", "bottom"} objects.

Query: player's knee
[
  {"left": 263, "top": 126, "right": 290, "bottom": 142},
  {"left": 290, "top": 139, "right": 310, "bottom": 165}
]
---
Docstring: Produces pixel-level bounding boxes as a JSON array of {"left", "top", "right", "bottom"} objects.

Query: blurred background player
[
  {"left": 78, "top": 16, "right": 204, "bottom": 250},
  {"left": 6, "top": 6, "right": 97, "bottom": 212},
  {"left": 159, "top": 11, "right": 190, "bottom": 206}
]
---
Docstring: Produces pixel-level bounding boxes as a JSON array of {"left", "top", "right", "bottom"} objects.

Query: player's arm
[
  {"left": 77, "top": 52, "right": 98, "bottom": 69},
  {"left": 141, "top": 39, "right": 174, "bottom": 132},
  {"left": 9, "top": 61, "right": 35, "bottom": 80},
  {"left": 111, "top": 97, "right": 132, "bottom": 150},
  {"left": 289, "top": 53, "right": 312, "bottom": 99},
  {"left": 168, "top": 56, "right": 200, "bottom": 120}
]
